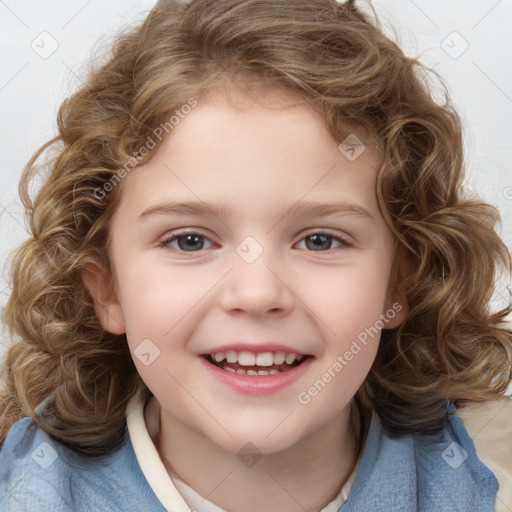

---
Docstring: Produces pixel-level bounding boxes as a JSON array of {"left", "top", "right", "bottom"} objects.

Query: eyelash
[
  {"left": 158, "top": 231, "right": 215, "bottom": 252},
  {"left": 296, "top": 230, "right": 353, "bottom": 251},
  {"left": 158, "top": 229, "right": 353, "bottom": 252}
]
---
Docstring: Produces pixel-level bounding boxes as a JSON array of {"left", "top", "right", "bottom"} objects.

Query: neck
[{"left": 148, "top": 399, "right": 361, "bottom": 512}]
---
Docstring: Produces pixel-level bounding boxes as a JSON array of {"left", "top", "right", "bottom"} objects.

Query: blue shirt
[{"left": 0, "top": 410, "right": 498, "bottom": 511}]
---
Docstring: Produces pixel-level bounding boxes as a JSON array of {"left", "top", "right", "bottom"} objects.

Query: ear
[
  {"left": 82, "top": 258, "right": 126, "bottom": 335},
  {"left": 383, "top": 248, "right": 409, "bottom": 329}
]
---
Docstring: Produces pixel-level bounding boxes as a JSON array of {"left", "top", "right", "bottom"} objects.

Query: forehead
[{"left": 114, "top": 89, "right": 382, "bottom": 220}]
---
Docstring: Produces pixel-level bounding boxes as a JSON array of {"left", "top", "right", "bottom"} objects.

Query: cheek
[
  {"left": 305, "top": 256, "right": 392, "bottom": 342},
  {"left": 296, "top": 265, "right": 387, "bottom": 412},
  {"left": 116, "top": 262, "right": 199, "bottom": 333},
  {"left": 120, "top": 281, "right": 177, "bottom": 341},
  {"left": 116, "top": 261, "right": 221, "bottom": 367},
  {"left": 116, "top": 267, "right": 201, "bottom": 394}
]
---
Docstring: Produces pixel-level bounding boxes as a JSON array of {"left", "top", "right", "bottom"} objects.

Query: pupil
[
  {"left": 178, "top": 234, "right": 203, "bottom": 251},
  {"left": 306, "top": 234, "right": 332, "bottom": 251}
]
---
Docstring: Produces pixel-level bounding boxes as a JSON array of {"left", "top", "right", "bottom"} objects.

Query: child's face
[{"left": 88, "top": 89, "right": 405, "bottom": 454}]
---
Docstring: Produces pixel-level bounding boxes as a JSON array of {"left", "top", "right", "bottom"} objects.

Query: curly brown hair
[{"left": 1, "top": 0, "right": 511, "bottom": 456}]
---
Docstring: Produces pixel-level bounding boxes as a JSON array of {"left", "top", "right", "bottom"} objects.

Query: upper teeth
[{"left": 211, "top": 351, "right": 304, "bottom": 366}]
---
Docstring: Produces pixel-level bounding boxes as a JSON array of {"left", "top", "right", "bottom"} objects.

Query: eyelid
[
  {"left": 158, "top": 228, "right": 216, "bottom": 249},
  {"left": 295, "top": 228, "right": 354, "bottom": 248},
  {"left": 156, "top": 228, "right": 354, "bottom": 253}
]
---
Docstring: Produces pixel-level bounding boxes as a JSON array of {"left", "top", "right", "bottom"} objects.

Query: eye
[
  {"left": 296, "top": 232, "right": 351, "bottom": 251},
  {"left": 159, "top": 232, "right": 213, "bottom": 252}
]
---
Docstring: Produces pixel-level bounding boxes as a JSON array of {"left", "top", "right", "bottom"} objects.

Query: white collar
[{"left": 126, "top": 391, "right": 360, "bottom": 512}]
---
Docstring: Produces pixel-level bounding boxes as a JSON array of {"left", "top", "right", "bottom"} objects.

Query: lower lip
[{"left": 200, "top": 356, "right": 314, "bottom": 395}]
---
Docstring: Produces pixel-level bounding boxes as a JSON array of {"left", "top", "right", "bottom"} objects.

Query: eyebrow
[
  {"left": 284, "top": 201, "right": 374, "bottom": 221},
  {"left": 138, "top": 200, "right": 374, "bottom": 222},
  {"left": 138, "top": 201, "right": 234, "bottom": 221}
]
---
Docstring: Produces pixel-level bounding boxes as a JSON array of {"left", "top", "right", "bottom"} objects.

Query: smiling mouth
[{"left": 202, "top": 353, "right": 311, "bottom": 375}]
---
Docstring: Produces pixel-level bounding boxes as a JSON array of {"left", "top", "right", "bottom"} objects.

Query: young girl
[{"left": 1, "top": 0, "right": 511, "bottom": 510}]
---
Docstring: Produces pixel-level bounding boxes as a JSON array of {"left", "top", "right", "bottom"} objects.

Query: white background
[{"left": 1, "top": 0, "right": 511, "bottom": 354}]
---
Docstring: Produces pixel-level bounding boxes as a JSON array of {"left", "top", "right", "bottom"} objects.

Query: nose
[{"left": 219, "top": 248, "right": 295, "bottom": 318}]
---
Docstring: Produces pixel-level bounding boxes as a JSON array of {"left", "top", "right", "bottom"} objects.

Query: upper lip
[{"left": 199, "top": 342, "right": 311, "bottom": 356}]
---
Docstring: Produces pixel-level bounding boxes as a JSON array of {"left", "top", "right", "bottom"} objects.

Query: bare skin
[{"left": 84, "top": 88, "right": 406, "bottom": 511}]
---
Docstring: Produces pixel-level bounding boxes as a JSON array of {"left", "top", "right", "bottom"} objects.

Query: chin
[{"left": 207, "top": 420, "right": 307, "bottom": 456}]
